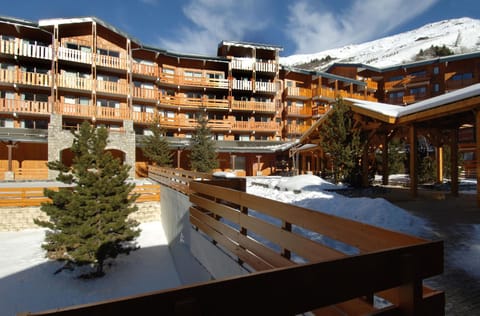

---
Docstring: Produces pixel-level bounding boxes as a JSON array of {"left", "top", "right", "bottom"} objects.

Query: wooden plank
[
  {"left": 189, "top": 182, "right": 425, "bottom": 252},
  {"left": 190, "top": 193, "right": 346, "bottom": 262},
  {"left": 190, "top": 215, "right": 274, "bottom": 271},
  {"left": 21, "top": 241, "right": 442, "bottom": 316},
  {"left": 190, "top": 207, "right": 295, "bottom": 269}
]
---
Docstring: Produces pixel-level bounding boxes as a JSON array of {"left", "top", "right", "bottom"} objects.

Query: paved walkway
[{"left": 365, "top": 187, "right": 480, "bottom": 316}]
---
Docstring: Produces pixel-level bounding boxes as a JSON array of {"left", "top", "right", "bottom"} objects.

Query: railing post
[{"left": 399, "top": 253, "right": 423, "bottom": 315}]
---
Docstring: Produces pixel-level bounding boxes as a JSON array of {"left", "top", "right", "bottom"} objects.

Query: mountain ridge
[{"left": 280, "top": 17, "right": 480, "bottom": 71}]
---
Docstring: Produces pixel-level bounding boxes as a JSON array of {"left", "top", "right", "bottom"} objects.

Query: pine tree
[
  {"left": 35, "top": 121, "right": 140, "bottom": 278},
  {"left": 318, "top": 98, "right": 365, "bottom": 185},
  {"left": 189, "top": 112, "right": 219, "bottom": 172},
  {"left": 141, "top": 116, "right": 173, "bottom": 167}
]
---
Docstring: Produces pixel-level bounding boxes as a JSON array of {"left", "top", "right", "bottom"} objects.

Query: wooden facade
[
  {"left": 1, "top": 15, "right": 480, "bottom": 180},
  {"left": 0, "top": 16, "right": 377, "bottom": 179}
]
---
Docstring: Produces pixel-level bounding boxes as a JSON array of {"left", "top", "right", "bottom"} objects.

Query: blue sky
[{"left": 2, "top": 0, "right": 479, "bottom": 57}]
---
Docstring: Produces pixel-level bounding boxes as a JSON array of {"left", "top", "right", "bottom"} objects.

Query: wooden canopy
[{"left": 299, "top": 83, "right": 480, "bottom": 206}]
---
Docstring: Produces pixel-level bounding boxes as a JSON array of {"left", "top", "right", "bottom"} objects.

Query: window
[
  {"left": 433, "top": 66, "right": 439, "bottom": 75},
  {"left": 96, "top": 48, "right": 119, "bottom": 58},
  {"left": 22, "top": 93, "right": 48, "bottom": 102},
  {"left": 207, "top": 72, "right": 224, "bottom": 79},
  {"left": 20, "top": 119, "right": 48, "bottom": 129},
  {"left": 184, "top": 71, "right": 202, "bottom": 78},
  {"left": 97, "top": 99, "right": 119, "bottom": 108},
  {"left": 387, "top": 75, "right": 403, "bottom": 82},
  {"left": 239, "top": 135, "right": 250, "bottom": 141},
  {"left": 434, "top": 83, "right": 440, "bottom": 92},
  {"left": 97, "top": 74, "right": 118, "bottom": 82},
  {"left": 452, "top": 73, "right": 473, "bottom": 80},
  {"left": 66, "top": 43, "right": 91, "bottom": 53},
  {"left": 0, "top": 118, "right": 14, "bottom": 128},
  {"left": 216, "top": 134, "right": 224, "bottom": 140},
  {"left": 410, "top": 86, "right": 427, "bottom": 96}
]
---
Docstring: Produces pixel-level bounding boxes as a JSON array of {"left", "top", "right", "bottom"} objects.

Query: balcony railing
[
  {"left": 230, "top": 120, "right": 278, "bottom": 132},
  {"left": 96, "top": 80, "right": 129, "bottom": 95},
  {"left": 57, "top": 46, "right": 92, "bottom": 64},
  {"left": 54, "top": 103, "right": 131, "bottom": 120},
  {"left": 231, "top": 100, "right": 276, "bottom": 113},
  {"left": 255, "top": 61, "right": 277, "bottom": 73},
  {"left": 17, "top": 71, "right": 51, "bottom": 88},
  {"left": 57, "top": 74, "right": 93, "bottom": 91},
  {"left": 0, "top": 68, "right": 16, "bottom": 83},
  {"left": 312, "top": 87, "right": 338, "bottom": 99},
  {"left": 287, "top": 124, "right": 310, "bottom": 135},
  {"left": 286, "top": 106, "right": 312, "bottom": 117},
  {"left": 0, "top": 38, "right": 52, "bottom": 60},
  {"left": 159, "top": 72, "right": 229, "bottom": 89},
  {"left": 0, "top": 98, "right": 50, "bottom": 115},
  {"left": 132, "top": 62, "right": 159, "bottom": 78},
  {"left": 255, "top": 81, "right": 276, "bottom": 93},
  {"left": 132, "top": 87, "right": 158, "bottom": 100},
  {"left": 159, "top": 95, "right": 229, "bottom": 110},
  {"left": 233, "top": 79, "right": 252, "bottom": 91},
  {"left": 284, "top": 87, "right": 312, "bottom": 99},
  {"left": 95, "top": 54, "right": 127, "bottom": 70},
  {"left": 132, "top": 111, "right": 156, "bottom": 123}
]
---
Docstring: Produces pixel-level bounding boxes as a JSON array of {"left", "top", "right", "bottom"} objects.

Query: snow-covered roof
[
  {"left": 219, "top": 40, "right": 283, "bottom": 52},
  {"left": 346, "top": 83, "right": 480, "bottom": 121}
]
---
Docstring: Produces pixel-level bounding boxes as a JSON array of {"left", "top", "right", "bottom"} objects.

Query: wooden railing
[
  {"left": 159, "top": 95, "right": 229, "bottom": 110},
  {"left": 231, "top": 100, "right": 276, "bottom": 113},
  {"left": 0, "top": 38, "right": 52, "bottom": 60},
  {"left": 0, "top": 98, "right": 50, "bottom": 115},
  {"left": 148, "top": 166, "right": 212, "bottom": 194},
  {"left": 285, "top": 105, "right": 312, "bottom": 117},
  {"left": 185, "top": 181, "right": 444, "bottom": 314},
  {"left": 284, "top": 86, "right": 312, "bottom": 99},
  {"left": 24, "top": 178, "right": 444, "bottom": 315},
  {"left": 132, "top": 62, "right": 159, "bottom": 77},
  {"left": 0, "top": 184, "right": 160, "bottom": 207},
  {"left": 159, "top": 73, "right": 229, "bottom": 89}
]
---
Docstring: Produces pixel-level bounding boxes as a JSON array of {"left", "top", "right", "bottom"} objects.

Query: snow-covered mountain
[{"left": 280, "top": 17, "right": 480, "bottom": 71}]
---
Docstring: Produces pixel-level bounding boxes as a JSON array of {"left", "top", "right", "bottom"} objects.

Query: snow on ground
[
  {"left": 0, "top": 174, "right": 479, "bottom": 315},
  {"left": 0, "top": 221, "right": 181, "bottom": 316}
]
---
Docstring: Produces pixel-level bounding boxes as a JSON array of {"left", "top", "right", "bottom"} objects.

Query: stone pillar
[
  {"left": 123, "top": 120, "right": 136, "bottom": 178},
  {"left": 47, "top": 114, "right": 73, "bottom": 180}
]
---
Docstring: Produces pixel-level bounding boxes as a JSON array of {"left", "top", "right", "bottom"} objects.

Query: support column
[
  {"left": 476, "top": 111, "right": 480, "bottom": 206},
  {"left": 409, "top": 125, "right": 418, "bottom": 198},
  {"left": 382, "top": 134, "right": 389, "bottom": 185},
  {"left": 362, "top": 142, "right": 370, "bottom": 188},
  {"left": 435, "top": 146, "right": 443, "bottom": 184},
  {"left": 450, "top": 129, "right": 459, "bottom": 197}
]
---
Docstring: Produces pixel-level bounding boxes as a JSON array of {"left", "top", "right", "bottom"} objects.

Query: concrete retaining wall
[
  {"left": 0, "top": 202, "right": 160, "bottom": 232},
  {"left": 160, "top": 184, "right": 249, "bottom": 284}
]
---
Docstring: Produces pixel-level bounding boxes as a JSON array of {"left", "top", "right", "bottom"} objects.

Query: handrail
[
  {"left": 148, "top": 166, "right": 212, "bottom": 194},
  {"left": 0, "top": 184, "right": 160, "bottom": 207}
]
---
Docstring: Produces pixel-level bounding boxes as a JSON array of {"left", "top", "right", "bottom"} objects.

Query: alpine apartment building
[{"left": 0, "top": 15, "right": 479, "bottom": 179}]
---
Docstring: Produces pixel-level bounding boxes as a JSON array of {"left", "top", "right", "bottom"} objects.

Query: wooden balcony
[
  {"left": 287, "top": 124, "right": 310, "bottom": 135},
  {"left": 365, "top": 79, "right": 378, "bottom": 90},
  {"left": 96, "top": 80, "right": 129, "bottom": 95},
  {"left": 95, "top": 54, "right": 127, "bottom": 70},
  {"left": 132, "top": 111, "right": 156, "bottom": 123},
  {"left": 132, "top": 87, "right": 158, "bottom": 100},
  {"left": 312, "top": 87, "right": 337, "bottom": 100},
  {"left": 231, "top": 120, "right": 278, "bottom": 132},
  {"left": 132, "top": 62, "right": 159, "bottom": 78},
  {"left": 255, "top": 61, "right": 277, "bottom": 73},
  {"left": 285, "top": 106, "right": 312, "bottom": 117},
  {"left": 0, "top": 38, "right": 52, "bottom": 60},
  {"left": 54, "top": 103, "right": 131, "bottom": 121},
  {"left": 284, "top": 87, "right": 312, "bottom": 99},
  {"left": 159, "top": 95, "right": 229, "bottom": 110},
  {"left": 57, "top": 46, "right": 92, "bottom": 64},
  {"left": 18, "top": 71, "right": 50, "bottom": 88},
  {"left": 159, "top": 73, "right": 229, "bottom": 89},
  {"left": 233, "top": 79, "right": 253, "bottom": 91},
  {"left": 56, "top": 74, "right": 93, "bottom": 91},
  {"left": 0, "top": 68, "right": 51, "bottom": 88},
  {"left": 0, "top": 98, "right": 50, "bottom": 115},
  {"left": 231, "top": 58, "right": 254, "bottom": 71},
  {"left": 403, "top": 94, "right": 428, "bottom": 104},
  {"left": 0, "top": 68, "right": 16, "bottom": 84},
  {"left": 254, "top": 81, "right": 276, "bottom": 93},
  {"left": 231, "top": 100, "right": 276, "bottom": 113},
  {"left": 384, "top": 75, "right": 430, "bottom": 91}
]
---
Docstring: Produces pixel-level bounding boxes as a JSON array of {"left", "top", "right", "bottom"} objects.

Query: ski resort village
[{"left": 1, "top": 10, "right": 480, "bottom": 316}]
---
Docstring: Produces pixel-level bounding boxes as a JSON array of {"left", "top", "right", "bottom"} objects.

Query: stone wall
[
  {"left": 47, "top": 114, "right": 136, "bottom": 179},
  {"left": 0, "top": 202, "right": 160, "bottom": 232}
]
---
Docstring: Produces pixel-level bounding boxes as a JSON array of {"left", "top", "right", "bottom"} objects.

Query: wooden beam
[
  {"left": 450, "top": 129, "right": 459, "bottom": 196},
  {"left": 436, "top": 146, "right": 443, "bottom": 184},
  {"left": 409, "top": 125, "right": 418, "bottom": 198},
  {"left": 476, "top": 110, "right": 480, "bottom": 207},
  {"left": 382, "top": 134, "right": 389, "bottom": 185}
]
